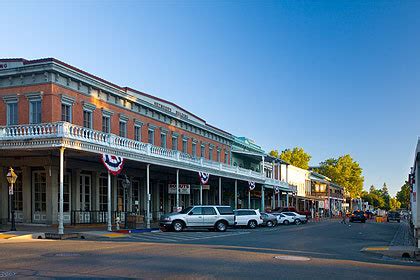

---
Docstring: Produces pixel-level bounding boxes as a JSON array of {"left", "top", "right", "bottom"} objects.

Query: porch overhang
[{"left": 0, "top": 122, "right": 269, "bottom": 183}]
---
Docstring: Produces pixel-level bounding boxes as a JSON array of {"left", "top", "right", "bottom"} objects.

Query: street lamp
[
  {"left": 121, "top": 175, "right": 130, "bottom": 229},
  {"left": 6, "top": 167, "right": 18, "bottom": 231}
]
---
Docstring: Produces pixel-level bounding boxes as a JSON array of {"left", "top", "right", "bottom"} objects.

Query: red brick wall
[{"left": 0, "top": 83, "right": 230, "bottom": 164}]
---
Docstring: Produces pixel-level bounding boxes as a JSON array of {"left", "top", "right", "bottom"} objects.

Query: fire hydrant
[{"left": 115, "top": 217, "right": 121, "bottom": 231}]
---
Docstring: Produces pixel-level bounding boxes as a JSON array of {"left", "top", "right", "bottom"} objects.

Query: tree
[
  {"left": 396, "top": 182, "right": 411, "bottom": 209},
  {"left": 279, "top": 147, "right": 311, "bottom": 169},
  {"left": 381, "top": 183, "right": 391, "bottom": 211},
  {"left": 389, "top": 197, "right": 401, "bottom": 210},
  {"left": 316, "top": 154, "right": 364, "bottom": 199},
  {"left": 269, "top": 150, "right": 279, "bottom": 158}
]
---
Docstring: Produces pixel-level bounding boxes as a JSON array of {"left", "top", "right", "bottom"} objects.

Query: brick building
[{"left": 0, "top": 58, "right": 290, "bottom": 232}]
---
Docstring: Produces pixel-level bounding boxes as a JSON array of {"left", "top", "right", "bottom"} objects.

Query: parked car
[
  {"left": 159, "top": 205, "right": 235, "bottom": 232},
  {"left": 349, "top": 210, "right": 367, "bottom": 223},
  {"left": 272, "top": 212, "right": 295, "bottom": 225},
  {"left": 261, "top": 212, "right": 278, "bottom": 227},
  {"left": 272, "top": 207, "right": 311, "bottom": 219},
  {"left": 387, "top": 211, "right": 401, "bottom": 223},
  {"left": 234, "top": 209, "right": 263, "bottom": 229},
  {"left": 281, "top": 212, "right": 308, "bottom": 225}
]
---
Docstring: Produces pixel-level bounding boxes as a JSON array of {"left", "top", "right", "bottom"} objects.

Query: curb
[{"left": 116, "top": 228, "right": 160, "bottom": 234}]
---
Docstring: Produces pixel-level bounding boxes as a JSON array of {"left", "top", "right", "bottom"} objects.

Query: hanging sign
[
  {"left": 274, "top": 186, "right": 280, "bottom": 194},
  {"left": 168, "top": 184, "right": 190, "bottom": 195},
  {"left": 198, "top": 172, "right": 210, "bottom": 184},
  {"left": 248, "top": 181, "right": 256, "bottom": 191},
  {"left": 101, "top": 154, "right": 124, "bottom": 175}
]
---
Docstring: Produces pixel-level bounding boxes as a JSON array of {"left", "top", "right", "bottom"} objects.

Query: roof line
[{"left": 0, "top": 57, "right": 231, "bottom": 136}]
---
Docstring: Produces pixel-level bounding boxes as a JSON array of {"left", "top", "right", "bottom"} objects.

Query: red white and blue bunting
[
  {"left": 198, "top": 172, "right": 210, "bottom": 185},
  {"left": 101, "top": 154, "right": 124, "bottom": 175},
  {"left": 248, "top": 181, "right": 256, "bottom": 191}
]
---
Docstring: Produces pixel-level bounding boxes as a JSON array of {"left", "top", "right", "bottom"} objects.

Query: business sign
[
  {"left": 318, "top": 201, "right": 324, "bottom": 208},
  {"left": 191, "top": 184, "right": 210, "bottom": 190},
  {"left": 168, "top": 184, "right": 190, "bottom": 195}
]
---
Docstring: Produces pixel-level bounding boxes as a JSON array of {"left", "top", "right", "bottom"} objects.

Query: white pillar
[
  {"left": 176, "top": 169, "right": 179, "bottom": 209},
  {"left": 277, "top": 191, "right": 281, "bottom": 207},
  {"left": 271, "top": 162, "right": 274, "bottom": 179},
  {"left": 218, "top": 177, "right": 222, "bottom": 205},
  {"left": 261, "top": 156, "right": 265, "bottom": 175},
  {"left": 261, "top": 185, "right": 265, "bottom": 211},
  {"left": 200, "top": 185, "right": 203, "bottom": 205},
  {"left": 234, "top": 180, "right": 238, "bottom": 209},
  {"left": 58, "top": 147, "right": 65, "bottom": 235},
  {"left": 286, "top": 193, "right": 289, "bottom": 207},
  {"left": 248, "top": 190, "right": 251, "bottom": 208},
  {"left": 146, "top": 164, "right": 151, "bottom": 229},
  {"left": 277, "top": 163, "right": 280, "bottom": 180},
  {"left": 107, "top": 172, "right": 112, "bottom": 232}
]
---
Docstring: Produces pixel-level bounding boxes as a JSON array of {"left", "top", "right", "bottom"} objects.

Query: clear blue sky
[{"left": 1, "top": 0, "right": 419, "bottom": 196}]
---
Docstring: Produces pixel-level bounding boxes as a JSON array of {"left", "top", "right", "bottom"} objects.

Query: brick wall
[{"left": 0, "top": 83, "right": 230, "bottom": 164}]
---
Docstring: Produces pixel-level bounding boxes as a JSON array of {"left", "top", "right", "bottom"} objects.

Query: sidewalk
[
  {"left": 361, "top": 221, "right": 419, "bottom": 260},
  {"left": 0, "top": 222, "right": 161, "bottom": 241}
]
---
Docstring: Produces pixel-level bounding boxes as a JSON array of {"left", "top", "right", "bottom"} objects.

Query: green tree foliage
[
  {"left": 361, "top": 186, "right": 385, "bottom": 209},
  {"left": 396, "top": 182, "right": 411, "bottom": 209},
  {"left": 269, "top": 147, "right": 311, "bottom": 170},
  {"left": 269, "top": 150, "right": 279, "bottom": 158},
  {"left": 316, "top": 155, "right": 364, "bottom": 198},
  {"left": 389, "top": 197, "right": 401, "bottom": 210},
  {"left": 279, "top": 147, "right": 311, "bottom": 169}
]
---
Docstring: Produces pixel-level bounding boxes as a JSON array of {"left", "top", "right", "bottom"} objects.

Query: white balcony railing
[{"left": 0, "top": 122, "right": 289, "bottom": 188}]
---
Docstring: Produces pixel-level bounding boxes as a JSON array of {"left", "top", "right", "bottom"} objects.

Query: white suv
[{"left": 234, "top": 209, "right": 263, "bottom": 229}]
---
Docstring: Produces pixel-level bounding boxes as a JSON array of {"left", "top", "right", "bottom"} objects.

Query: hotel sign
[
  {"left": 168, "top": 184, "right": 190, "bottom": 195},
  {"left": 154, "top": 101, "right": 189, "bottom": 120}
]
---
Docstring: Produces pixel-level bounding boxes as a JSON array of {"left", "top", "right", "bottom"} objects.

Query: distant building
[{"left": 409, "top": 139, "right": 420, "bottom": 248}]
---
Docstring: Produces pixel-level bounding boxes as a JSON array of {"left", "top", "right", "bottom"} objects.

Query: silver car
[{"left": 159, "top": 205, "right": 235, "bottom": 232}]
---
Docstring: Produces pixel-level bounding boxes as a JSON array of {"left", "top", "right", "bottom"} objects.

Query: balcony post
[
  {"left": 261, "top": 185, "right": 265, "bottom": 212},
  {"left": 107, "top": 172, "right": 112, "bottom": 232},
  {"left": 234, "top": 179, "right": 238, "bottom": 210},
  {"left": 218, "top": 177, "right": 222, "bottom": 205},
  {"left": 58, "top": 147, "right": 65, "bottom": 235},
  {"left": 176, "top": 169, "right": 179, "bottom": 210},
  {"left": 286, "top": 192, "right": 289, "bottom": 207},
  {"left": 146, "top": 164, "right": 151, "bottom": 229}
]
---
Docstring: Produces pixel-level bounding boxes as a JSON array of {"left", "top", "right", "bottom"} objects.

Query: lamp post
[
  {"left": 6, "top": 167, "right": 18, "bottom": 231},
  {"left": 121, "top": 174, "right": 130, "bottom": 229}
]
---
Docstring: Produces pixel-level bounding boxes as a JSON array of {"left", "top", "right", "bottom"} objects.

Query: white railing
[{"left": 0, "top": 122, "right": 289, "bottom": 186}]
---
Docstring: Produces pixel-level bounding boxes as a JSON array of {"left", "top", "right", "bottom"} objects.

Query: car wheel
[
  {"left": 248, "top": 220, "right": 257, "bottom": 229},
  {"left": 172, "top": 221, "right": 184, "bottom": 232},
  {"left": 266, "top": 221, "right": 273, "bottom": 227},
  {"left": 283, "top": 220, "right": 290, "bottom": 225},
  {"left": 295, "top": 219, "right": 301, "bottom": 225},
  {"left": 215, "top": 221, "right": 227, "bottom": 232}
]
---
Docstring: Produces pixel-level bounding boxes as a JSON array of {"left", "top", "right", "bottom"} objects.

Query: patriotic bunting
[
  {"left": 101, "top": 154, "right": 124, "bottom": 175},
  {"left": 198, "top": 172, "right": 210, "bottom": 184}
]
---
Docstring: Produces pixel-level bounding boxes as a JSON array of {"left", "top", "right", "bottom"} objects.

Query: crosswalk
[
  {"left": 125, "top": 225, "right": 292, "bottom": 243},
  {"left": 128, "top": 230, "right": 251, "bottom": 243}
]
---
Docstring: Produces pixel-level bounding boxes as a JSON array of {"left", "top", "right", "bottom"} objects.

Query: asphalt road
[{"left": 0, "top": 220, "right": 419, "bottom": 279}]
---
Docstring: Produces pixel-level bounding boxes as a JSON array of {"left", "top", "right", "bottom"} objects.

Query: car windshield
[{"left": 179, "top": 206, "right": 193, "bottom": 214}]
